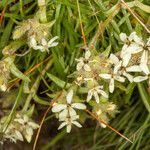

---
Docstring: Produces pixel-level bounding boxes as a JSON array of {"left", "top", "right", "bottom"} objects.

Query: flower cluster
[
  {"left": 52, "top": 90, "right": 86, "bottom": 133},
  {"left": 13, "top": 18, "right": 59, "bottom": 52},
  {"left": 0, "top": 114, "right": 39, "bottom": 143},
  {"left": 51, "top": 32, "right": 149, "bottom": 133},
  {"left": 76, "top": 32, "right": 149, "bottom": 97}
]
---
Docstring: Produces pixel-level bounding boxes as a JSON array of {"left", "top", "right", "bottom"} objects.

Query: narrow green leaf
[
  {"left": 10, "top": 63, "right": 30, "bottom": 82},
  {"left": 138, "top": 83, "right": 150, "bottom": 113},
  {"left": 33, "top": 95, "right": 50, "bottom": 106},
  {"left": 47, "top": 73, "right": 71, "bottom": 89}
]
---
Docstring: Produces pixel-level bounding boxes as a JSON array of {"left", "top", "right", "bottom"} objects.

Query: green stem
[{"left": 22, "top": 58, "right": 53, "bottom": 112}]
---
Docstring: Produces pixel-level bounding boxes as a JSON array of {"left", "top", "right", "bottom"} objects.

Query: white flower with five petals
[
  {"left": 120, "top": 32, "right": 143, "bottom": 67},
  {"left": 52, "top": 90, "right": 86, "bottom": 119},
  {"left": 109, "top": 54, "right": 142, "bottom": 82},
  {"left": 87, "top": 86, "right": 108, "bottom": 103},
  {"left": 30, "top": 36, "right": 59, "bottom": 52},
  {"left": 58, "top": 115, "right": 82, "bottom": 133},
  {"left": 76, "top": 50, "right": 92, "bottom": 72},
  {"left": 138, "top": 38, "right": 150, "bottom": 75},
  {"left": 99, "top": 59, "right": 126, "bottom": 93}
]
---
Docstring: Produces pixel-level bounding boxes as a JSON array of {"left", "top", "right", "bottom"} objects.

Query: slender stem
[
  {"left": 76, "top": 0, "right": 87, "bottom": 47},
  {"left": 121, "top": 0, "right": 150, "bottom": 34},
  {"left": 33, "top": 91, "right": 63, "bottom": 150},
  {"left": 22, "top": 58, "right": 53, "bottom": 112},
  {"left": 86, "top": 109, "right": 133, "bottom": 144}
]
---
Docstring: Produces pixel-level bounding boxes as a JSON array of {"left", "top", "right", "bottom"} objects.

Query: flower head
[
  {"left": 58, "top": 115, "right": 82, "bottom": 133},
  {"left": 76, "top": 50, "right": 92, "bottom": 72},
  {"left": 87, "top": 86, "right": 108, "bottom": 103},
  {"left": 30, "top": 36, "right": 59, "bottom": 52}
]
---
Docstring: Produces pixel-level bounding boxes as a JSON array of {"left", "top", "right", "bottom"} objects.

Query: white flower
[
  {"left": 58, "top": 115, "right": 82, "bottom": 133},
  {"left": 120, "top": 32, "right": 143, "bottom": 66},
  {"left": 14, "top": 114, "right": 39, "bottom": 143},
  {"left": 76, "top": 50, "right": 92, "bottom": 72},
  {"left": 109, "top": 54, "right": 142, "bottom": 82},
  {"left": 52, "top": 90, "right": 86, "bottom": 119},
  {"left": 99, "top": 60, "right": 125, "bottom": 93},
  {"left": 30, "top": 36, "right": 59, "bottom": 52},
  {"left": 87, "top": 86, "right": 108, "bottom": 103},
  {"left": 138, "top": 38, "right": 150, "bottom": 75}
]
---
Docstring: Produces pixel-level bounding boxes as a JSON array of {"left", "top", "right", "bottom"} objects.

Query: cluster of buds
[
  {"left": 0, "top": 57, "right": 11, "bottom": 91},
  {"left": 93, "top": 101, "right": 118, "bottom": 128},
  {"left": 13, "top": 18, "right": 59, "bottom": 52},
  {"left": 0, "top": 114, "right": 39, "bottom": 143}
]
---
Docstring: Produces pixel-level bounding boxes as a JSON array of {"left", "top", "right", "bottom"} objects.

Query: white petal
[
  {"left": 122, "top": 53, "right": 131, "bottom": 67},
  {"left": 52, "top": 104, "right": 67, "bottom": 112},
  {"left": 58, "top": 122, "right": 67, "bottom": 130},
  {"left": 93, "top": 91, "right": 99, "bottom": 103},
  {"left": 48, "top": 36, "right": 59, "bottom": 46},
  {"left": 84, "top": 64, "right": 91, "bottom": 72},
  {"left": 71, "top": 115, "right": 79, "bottom": 121},
  {"left": 59, "top": 109, "right": 68, "bottom": 119},
  {"left": 28, "top": 122, "right": 39, "bottom": 129},
  {"left": 41, "top": 38, "right": 47, "bottom": 46},
  {"left": 140, "top": 50, "right": 148, "bottom": 64},
  {"left": 133, "top": 76, "right": 148, "bottom": 82},
  {"left": 15, "top": 130, "right": 23, "bottom": 141},
  {"left": 87, "top": 90, "right": 93, "bottom": 102},
  {"left": 77, "top": 61, "right": 84, "bottom": 71},
  {"left": 114, "top": 61, "right": 122, "bottom": 74},
  {"left": 140, "top": 63, "right": 150, "bottom": 75},
  {"left": 147, "top": 37, "right": 150, "bottom": 46},
  {"left": 115, "top": 76, "right": 125, "bottom": 82},
  {"left": 66, "top": 124, "right": 72, "bottom": 133},
  {"left": 120, "top": 33, "right": 127, "bottom": 42},
  {"left": 68, "top": 107, "right": 77, "bottom": 116},
  {"left": 128, "top": 32, "right": 137, "bottom": 41},
  {"left": 140, "top": 51, "right": 149, "bottom": 75},
  {"left": 121, "top": 44, "right": 128, "bottom": 58},
  {"left": 30, "top": 37, "right": 37, "bottom": 47},
  {"left": 85, "top": 50, "right": 91, "bottom": 59},
  {"left": 72, "top": 121, "right": 82, "bottom": 128},
  {"left": 66, "top": 90, "right": 73, "bottom": 104},
  {"left": 129, "top": 32, "right": 143, "bottom": 45},
  {"left": 99, "top": 74, "right": 111, "bottom": 79},
  {"left": 33, "top": 45, "right": 44, "bottom": 51},
  {"left": 26, "top": 127, "right": 33, "bottom": 136},
  {"left": 71, "top": 103, "right": 86, "bottom": 110},
  {"left": 123, "top": 72, "right": 133, "bottom": 82},
  {"left": 14, "top": 118, "right": 25, "bottom": 124},
  {"left": 109, "top": 54, "right": 119, "bottom": 64},
  {"left": 24, "top": 128, "right": 33, "bottom": 143},
  {"left": 109, "top": 78, "right": 114, "bottom": 93},
  {"left": 127, "top": 43, "right": 142, "bottom": 54},
  {"left": 126, "top": 65, "right": 142, "bottom": 72},
  {"left": 49, "top": 42, "right": 58, "bottom": 47},
  {"left": 97, "top": 90, "right": 108, "bottom": 98}
]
